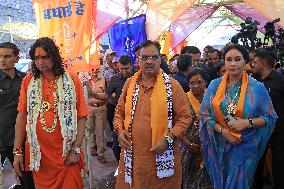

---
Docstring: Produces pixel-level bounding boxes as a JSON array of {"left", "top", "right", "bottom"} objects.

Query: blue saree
[{"left": 200, "top": 76, "right": 277, "bottom": 189}]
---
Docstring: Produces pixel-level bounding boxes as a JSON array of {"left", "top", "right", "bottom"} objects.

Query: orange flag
[
  {"left": 157, "top": 31, "right": 172, "bottom": 56},
  {"left": 89, "top": 0, "right": 100, "bottom": 70},
  {"left": 173, "top": 40, "right": 186, "bottom": 55},
  {"left": 32, "top": 0, "right": 94, "bottom": 72}
]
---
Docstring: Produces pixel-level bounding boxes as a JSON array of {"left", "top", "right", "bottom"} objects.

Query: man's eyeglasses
[
  {"left": 35, "top": 55, "right": 50, "bottom": 61},
  {"left": 139, "top": 55, "right": 160, "bottom": 61},
  {"left": 189, "top": 80, "right": 205, "bottom": 86}
]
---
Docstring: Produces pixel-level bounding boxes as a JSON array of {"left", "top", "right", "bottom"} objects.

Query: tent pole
[{"left": 8, "top": 16, "right": 14, "bottom": 43}]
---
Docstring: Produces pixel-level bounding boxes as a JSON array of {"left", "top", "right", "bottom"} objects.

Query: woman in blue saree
[{"left": 200, "top": 44, "right": 277, "bottom": 189}]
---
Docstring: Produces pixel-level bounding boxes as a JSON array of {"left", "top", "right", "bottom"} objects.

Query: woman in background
[{"left": 182, "top": 69, "right": 212, "bottom": 189}]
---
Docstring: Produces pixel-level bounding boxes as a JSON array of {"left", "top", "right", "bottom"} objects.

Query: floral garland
[
  {"left": 124, "top": 71, "right": 174, "bottom": 186},
  {"left": 57, "top": 73, "right": 78, "bottom": 156},
  {"left": 26, "top": 72, "right": 77, "bottom": 171}
]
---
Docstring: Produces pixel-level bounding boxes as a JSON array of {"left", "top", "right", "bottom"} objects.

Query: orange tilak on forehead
[{"left": 35, "top": 47, "right": 48, "bottom": 57}]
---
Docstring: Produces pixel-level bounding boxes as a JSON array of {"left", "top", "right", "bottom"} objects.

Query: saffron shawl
[
  {"left": 125, "top": 70, "right": 171, "bottom": 145},
  {"left": 124, "top": 70, "right": 174, "bottom": 185},
  {"left": 187, "top": 90, "right": 201, "bottom": 121},
  {"left": 211, "top": 71, "right": 248, "bottom": 139}
]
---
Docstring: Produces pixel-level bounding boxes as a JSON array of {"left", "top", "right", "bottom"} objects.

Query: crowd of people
[{"left": 0, "top": 36, "right": 283, "bottom": 189}]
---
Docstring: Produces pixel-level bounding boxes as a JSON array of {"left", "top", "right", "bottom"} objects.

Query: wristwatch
[
  {"left": 248, "top": 118, "right": 254, "bottom": 128},
  {"left": 164, "top": 135, "right": 174, "bottom": 145},
  {"left": 73, "top": 147, "right": 81, "bottom": 155}
]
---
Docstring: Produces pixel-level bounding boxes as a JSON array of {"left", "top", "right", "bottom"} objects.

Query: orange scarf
[
  {"left": 125, "top": 70, "right": 169, "bottom": 146},
  {"left": 187, "top": 90, "right": 201, "bottom": 121},
  {"left": 187, "top": 90, "right": 204, "bottom": 168},
  {"left": 211, "top": 71, "right": 248, "bottom": 139},
  {"left": 245, "top": 63, "right": 252, "bottom": 70}
]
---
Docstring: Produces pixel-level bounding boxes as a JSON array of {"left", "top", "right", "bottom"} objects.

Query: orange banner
[
  {"left": 157, "top": 31, "right": 174, "bottom": 61},
  {"left": 32, "top": 0, "right": 94, "bottom": 72},
  {"left": 157, "top": 31, "right": 172, "bottom": 56},
  {"left": 173, "top": 40, "right": 186, "bottom": 55}
]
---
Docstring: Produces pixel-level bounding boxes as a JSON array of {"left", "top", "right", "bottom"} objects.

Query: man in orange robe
[{"left": 13, "top": 37, "right": 89, "bottom": 189}]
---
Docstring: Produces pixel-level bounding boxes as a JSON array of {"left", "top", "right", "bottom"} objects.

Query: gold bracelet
[
  {"left": 13, "top": 150, "right": 23, "bottom": 154},
  {"left": 13, "top": 147, "right": 23, "bottom": 153}
]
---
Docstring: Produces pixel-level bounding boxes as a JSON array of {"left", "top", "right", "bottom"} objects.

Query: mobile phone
[{"left": 224, "top": 114, "right": 237, "bottom": 125}]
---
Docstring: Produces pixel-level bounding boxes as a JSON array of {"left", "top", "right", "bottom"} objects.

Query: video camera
[
  {"left": 231, "top": 17, "right": 284, "bottom": 67},
  {"left": 263, "top": 18, "right": 280, "bottom": 45},
  {"left": 231, "top": 17, "right": 260, "bottom": 50}
]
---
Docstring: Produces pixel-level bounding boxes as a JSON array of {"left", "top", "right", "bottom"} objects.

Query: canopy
[
  {"left": 244, "top": 0, "right": 284, "bottom": 27},
  {"left": 0, "top": 22, "right": 37, "bottom": 41},
  {"left": 96, "top": 0, "right": 284, "bottom": 52},
  {"left": 1, "top": 0, "right": 284, "bottom": 62}
]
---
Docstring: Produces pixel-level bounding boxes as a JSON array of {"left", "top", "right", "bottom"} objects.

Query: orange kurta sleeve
[
  {"left": 69, "top": 72, "right": 90, "bottom": 118},
  {"left": 170, "top": 78, "right": 192, "bottom": 139},
  {"left": 17, "top": 74, "right": 33, "bottom": 113},
  {"left": 17, "top": 74, "right": 33, "bottom": 171},
  {"left": 113, "top": 78, "right": 131, "bottom": 131}
]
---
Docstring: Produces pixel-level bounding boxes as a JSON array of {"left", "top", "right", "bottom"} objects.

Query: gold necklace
[
  {"left": 37, "top": 79, "right": 59, "bottom": 133},
  {"left": 41, "top": 81, "right": 56, "bottom": 112},
  {"left": 226, "top": 86, "right": 240, "bottom": 115}
]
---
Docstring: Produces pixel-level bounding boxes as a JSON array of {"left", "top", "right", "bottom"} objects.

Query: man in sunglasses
[{"left": 114, "top": 40, "right": 192, "bottom": 188}]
